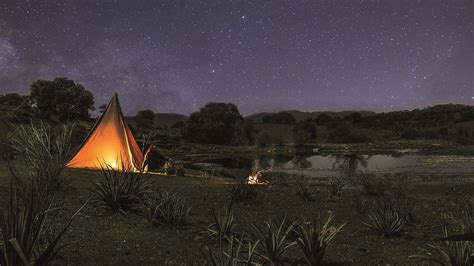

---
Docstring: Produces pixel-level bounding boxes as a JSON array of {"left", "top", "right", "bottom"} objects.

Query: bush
[
  {"left": 141, "top": 191, "right": 190, "bottom": 227},
  {"left": 363, "top": 196, "right": 415, "bottom": 236},
  {"left": 327, "top": 176, "right": 345, "bottom": 200},
  {"left": 292, "top": 214, "right": 345, "bottom": 265},
  {"left": 352, "top": 193, "right": 368, "bottom": 214},
  {"left": 11, "top": 121, "right": 74, "bottom": 191},
  {"left": 252, "top": 218, "right": 296, "bottom": 264},
  {"left": 356, "top": 174, "right": 392, "bottom": 196},
  {"left": 201, "top": 201, "right": 236, "bottom": 241},
  {"left": 410, "top": 228, "right": 473, "bottom": 265},
  {"left": 329, "top": 122, "right": 369, "bottom": 143},
  {"left": 201, "top": 235, "right": 259, "bottom": 265},
  {"left": 91, "top": 164, "right": 152, "bottom": 213},
  {"left": 0, "top": 165, "right": 87, "bottom": 266},
  {"left": 295, "top": 178, "right": 316, "bottom": 202},
  {"left": 228, "top": 180, "right": 265, "bottom": 202}
]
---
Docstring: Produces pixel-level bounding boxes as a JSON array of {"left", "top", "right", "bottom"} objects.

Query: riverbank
[{"left": 1, "top": 161, "right": 473, "bottom": 265}]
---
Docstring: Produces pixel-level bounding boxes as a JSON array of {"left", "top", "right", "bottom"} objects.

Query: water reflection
[
  {"left": 200, "top": 154, "right": 474, "bottom": 178},
  {"left": 332, "top": 155, "right": 370, "bottom": 176}
]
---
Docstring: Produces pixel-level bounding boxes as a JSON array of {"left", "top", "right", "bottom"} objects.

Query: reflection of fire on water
[{"left": 247, "top": 170, "right": 268, "bottom": 185}]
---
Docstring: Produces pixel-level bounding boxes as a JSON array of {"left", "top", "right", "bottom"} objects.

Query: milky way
[{"left": 0, "top": 0, "right": 472, "bottom": 115}]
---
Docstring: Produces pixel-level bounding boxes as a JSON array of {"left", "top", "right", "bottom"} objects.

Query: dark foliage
[
  {"left": 184, "top": 102, "right": 249, "bottom": 145},
  {"left": 262, "top": 111, "right": 296, "bottom": 124},
  {"left": 134, "top": 109, "right": 155, "bottom": 130},
  {"left": 29, "top": 78, "right": 94, "bottom": 123}
]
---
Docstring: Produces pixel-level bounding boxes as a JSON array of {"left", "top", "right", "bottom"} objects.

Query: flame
[{"left": 247, "top": 170, "right": 267, "bottom": 185}]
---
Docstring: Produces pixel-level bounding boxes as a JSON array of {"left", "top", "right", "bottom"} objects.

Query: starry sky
[{"left": 0, "top": 0, "right": 473, "bottom": 116}]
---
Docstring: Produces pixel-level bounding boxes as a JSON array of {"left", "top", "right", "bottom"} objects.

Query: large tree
[
  {"left": 29, "top": 78, "right": 94, "bottom": 122},
  {"left": 185, "top": 102, "right": 248, "bottom": 145}
]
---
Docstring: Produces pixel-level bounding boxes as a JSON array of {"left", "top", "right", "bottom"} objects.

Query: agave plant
[
  {"left": 252, "top": 218, "right": 297, "bottom": 265},
  {"left": 141, "top": 190, "right": 191, "bottom": 227},
  {"left": 0, "top": 164, "right": 88, "bottom": 266},
  {"left": 202, "top": 235, "right": 259, "bottom": 266},
  {"left": 292, "top": 214, "right": 345, "bottom": 266},
  {"left": 362, "top": 196, "right": 414, "bottom": 236},
  {"left": 91, "top": 163, "right": 152, "bottom": 213},
  {"left": 409, "top": 228, "right": 473, "bottom": 266},
  {"left": 201, "top": 201, "right": 236, "bottom": 241}
]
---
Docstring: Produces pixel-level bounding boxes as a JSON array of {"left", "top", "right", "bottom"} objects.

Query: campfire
[{"left": 246, "top": 169, "right": 268, "bottom": 185}]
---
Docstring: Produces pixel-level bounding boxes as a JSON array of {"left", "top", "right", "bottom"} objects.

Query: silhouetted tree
[
  {"left": 29, "top": 77, "right": 94, "bottom": 123},
  {"left": 314, "top": 113, "right": 332, "bottom": 125},
  {"left": 185, "top": 102, "right": 248, "bottom": 145},
  {"left": 134, "top": 109, "right": 155, "bottom": 130}
]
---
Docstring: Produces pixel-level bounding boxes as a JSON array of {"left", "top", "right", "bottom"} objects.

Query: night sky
[{"left": 0, "top": 1, "right": 472, "bottom": 116}]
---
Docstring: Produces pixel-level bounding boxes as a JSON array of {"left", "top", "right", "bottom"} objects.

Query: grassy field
[{"left": 1, "top": 159, "right": 473, "bottom": 265}]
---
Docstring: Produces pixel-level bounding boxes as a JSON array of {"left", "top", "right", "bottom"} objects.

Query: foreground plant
[
  {"left": 142, "top": 190, "right": 191, "bottom": 227},
  {"left": 363, "top": 196, "right": 415, "bottom": 236},
  {"left": 409, "top": 228, "right": 473, "bottom": 266},
  {"left": 0, "top": 165, "right": 88, "bottom": 266},
  {"left": 295, "top": 179, "right": 317, "bottom": 202},
  {"left": 11, "top": 121, "right": 74, "bottom": 191},
  {"left": 252, "top": 218, "right": 296, "bottom": 265},
  {"left": 91, "top": 163, "right": 152, "bottom": 213},
  {"left": 293, "top": 214, "right": 345, "bottom": 266},
  {"left": 202, "top": 235, "right": 259, "bottom": 266},
  {"left": 201, "top": 201, "right": 236, "bottom": 241}
]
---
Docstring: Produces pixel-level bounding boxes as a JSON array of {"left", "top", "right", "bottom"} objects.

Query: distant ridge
[
  {"left": 126, "top": 112, "right": 188, "bottom": 128},
  {"left": 245, "top": 110, "right": 376, "bottom": 122}
]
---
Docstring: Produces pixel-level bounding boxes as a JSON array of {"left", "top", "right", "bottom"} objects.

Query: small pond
[{"left": 195, "top": 154, "right": 474, "bottom": 178}]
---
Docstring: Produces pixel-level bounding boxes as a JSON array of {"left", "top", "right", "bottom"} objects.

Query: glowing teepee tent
[{"left": 67, "top": 93, "right": 145, "bottom": 171}]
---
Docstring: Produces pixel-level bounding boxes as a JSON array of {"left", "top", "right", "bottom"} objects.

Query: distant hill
[
  {"left": 245, "top": 110, "right": 376, "bottom": 122},
  {"left": 126, "top": 113, "right": 187, "bottom": 128}
]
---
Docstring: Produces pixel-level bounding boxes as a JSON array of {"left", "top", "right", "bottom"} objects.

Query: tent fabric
[{"left": 67, "top": 93, "right": 144, "bottom": 171}]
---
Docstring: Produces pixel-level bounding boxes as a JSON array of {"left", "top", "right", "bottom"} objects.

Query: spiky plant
[
  {"left": 409, "top": 228, "right": 473, "bottom": 266},
  {"left": 141, "top": 190, "right": 191, "bottom": 227},
  {"left": 91, "top": 163, "right": 152, "bottom": 213},
  {"left": 362, "top": 196, "right": 415, "bottom": 236},
  {"left": 292, "top": 214, "right": 345, "bottom": 266},
  {"left": 0, "top": 164, "right": 88, "bottom": 266},
  {"left": 295, "top": 181, "right": 316, "bottom": 202},
  {"left": 202, "top": 235, "right": 259, "bottom": 266},
  {"left": 252, "top": 218, "right": 296, "bottom": 265},
  {"left": 11, "top": 121, "right": 74, "bottom": 192},
  {"left": 201, "top": 201, "right": 236, "bottom": 241}
]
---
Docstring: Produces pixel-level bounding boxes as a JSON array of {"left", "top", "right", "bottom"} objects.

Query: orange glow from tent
[{"left": 67, "top": 94, "right": 144, "bottom": 171}]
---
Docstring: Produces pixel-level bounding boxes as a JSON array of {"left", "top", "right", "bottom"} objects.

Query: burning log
[{"left": 246, "top": 169, "right": 268, "bottom": 185}]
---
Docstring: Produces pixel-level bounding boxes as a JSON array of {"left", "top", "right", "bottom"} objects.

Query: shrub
[
  {"left": 0, "top": 165, "right": 87, "bottom": 266},
  {"left": 201, "top": 201, "right": 236, "bottom": 241},
  {"left": 363, "top": 196, "right": 415, "bottom": 236},
  {"left": 228, "top": 180, "right": 265, "bottom": 202},
  {"left": 293, "top": 214, "right": 345, "bottom": 265},
  {"left": 329, "top": 122, "right": 369, "bottom": 143},
  {"left": 447, "top": 195, "right": 474, "bottom": 233},
  {"left": 295, "top": 178, "right": 316, "bottom": 202},
  {"left": 327, "top": 176, "right": 345, "bottom": 200},
  {"left": 141, "top": 191, "right": 191, "bottom": 227},
  {"left": 352, "top": 193, "right": 368, "bottom": 214},
  {"left": 202, "top": 235, "right": 259, "bottom": 265},
  {"left": 252, "top": 218, "right": 296, "bottom": 265},
  {"left": 11, "top": 121, "right": 74, "bottom": 191},
  {"left": 409, "top": 228, "right": 473, "bottom": 265},
  {"left": 91, "top": 164, "right": 152, "bottom": 213},
  {"left": 356, "top": 174, "right": 392, "bottom": 196}
]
